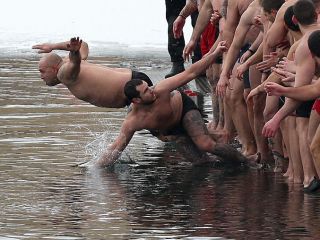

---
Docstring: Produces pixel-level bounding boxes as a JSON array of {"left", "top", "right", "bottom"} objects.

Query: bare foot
[
  {"left": 283, "top": 163, "right": 293, "bottom": 177},
  {"left": 246, "top": 152, "right": 261, "bottom": 163},
  {"left": 242, "top": 142, "right": 257, "bottom": 158},
  {"left": 273, "top": 152, "right": 288, "bottom": 173},
  {"left": 293, "top": 178, "right": 303, "bottom": 184},
  {"left": 287, "top": 175, "right": 294, "bottom": 182}
]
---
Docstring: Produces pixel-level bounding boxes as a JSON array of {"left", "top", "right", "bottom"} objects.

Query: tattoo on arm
[
  {"left": 179, "top": 1, "right": 198, "bottom": 18},
  {"left": 221, "top": 0, "right": 228, "bottom": 18}
]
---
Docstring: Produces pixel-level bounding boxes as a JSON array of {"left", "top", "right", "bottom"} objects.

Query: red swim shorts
[{"left": 312, "top": 99, "right": 320, "bottom": 115}]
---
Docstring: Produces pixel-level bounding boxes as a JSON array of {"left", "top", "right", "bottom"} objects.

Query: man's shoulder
[
  {"left": 123, "top": 111, "right": 145, "bottom": 131},
  {"left": 295, "top": 38, "right": 313, "bottom": 61},
  {"left": 57, "top": 63, "right": 67, "bottom": 81},
  {"left": 278, "top": 0, "right": 297, "bottom": 14}
]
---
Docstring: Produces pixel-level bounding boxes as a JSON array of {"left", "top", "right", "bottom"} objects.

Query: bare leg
[
  {"left": 296, "top": 117, "right": 317, "bottom": 188},
  {"left": 226, "top": 65, "right": 256, "bottom": 156},
  {"left": 218, "top": 96, "right": 225, "bottom": 130},
  {"left": 244, "top": 88, "right": 255, "bottom": 136},
  {"left": 250, "top": 70, "right": 272, "bottom": 164},
  {"left": 310, "top": 123, "right": 320, "bottom": 177},
  {"left": 280, "top": 119, "right": 291, "bottom": 175},
  {"left": 264, "top": 94, "right": 284, "bottom": 170},
  {"left": 287, "top": 116, "right": 304, "bottom": 184},
  {"left": 207, "top": 64, "right": 220, "bottom": 130},
  {"left": 308, "top": 111, "right": 320, "bottom": 177},
  {"left": 223, "top": 91, "right": 235, "bottom": 142},
  {"left": 182, "top": 110, "right": 247, "bottom": 164}
]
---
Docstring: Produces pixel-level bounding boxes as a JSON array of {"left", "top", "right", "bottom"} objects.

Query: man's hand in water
[
  {"left": 67, "top": 37, "right": 82, "bottom": 52},
  {"left": 78, "top": 149, "right": 122, "bottom": 169}
]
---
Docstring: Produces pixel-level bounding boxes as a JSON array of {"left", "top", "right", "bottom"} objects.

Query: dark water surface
[{"left": 1, "top": 56, "right": 320, "bottom": 240}]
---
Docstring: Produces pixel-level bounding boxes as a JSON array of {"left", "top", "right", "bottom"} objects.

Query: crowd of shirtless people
[{"left": 33, "top": 0, "right": 320, "bottom": 193}]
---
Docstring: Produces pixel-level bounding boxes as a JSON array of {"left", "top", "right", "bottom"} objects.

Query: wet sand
[{"left": 1, "top": 55, "right": 320, "bottom": 239}]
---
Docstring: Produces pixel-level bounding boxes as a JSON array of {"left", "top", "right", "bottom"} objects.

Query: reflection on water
[{"left": 1, "top": 56, "right": 320, "bottom": 240}]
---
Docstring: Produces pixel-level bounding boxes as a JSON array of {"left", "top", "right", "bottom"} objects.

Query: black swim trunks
[
  {"left": 131, "top": 70, "right": 153, "bottom": 86},
  {"left": 149, "top": 91, "right": 199, "bottom": 137},
  {"left": 295, "top": 100, "right": 315, "bottom": 118},
  {"left": 164, "top": 91, "right": 199, "bottom": 135}
]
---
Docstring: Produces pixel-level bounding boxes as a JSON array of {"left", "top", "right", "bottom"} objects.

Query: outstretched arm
[
  {"left": 265, "top": 80, "right": 320, "bottom": 101},
  {"left": 32, "top": 39, "right": 89, "bottom": 60},
  {"left": 95, "top": 119, "right": 136, "bottom": 167},
  {"left": 57, "top": 37, "right": 82, "bottom": 82},
  {"left": 157, "top": 41, "right": 228, "bottom": 92}
]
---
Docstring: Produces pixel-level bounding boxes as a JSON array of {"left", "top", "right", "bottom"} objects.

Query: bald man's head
[
  {"left": 40, "top": 53, "right": 63, "bottom": 67},
  {"left": 38, "top": 53, "right": 63, "bottom": 86}
]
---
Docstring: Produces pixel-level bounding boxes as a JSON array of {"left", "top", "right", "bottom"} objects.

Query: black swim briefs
[
  {"left": 164, "top": 91, "right": 199, "bottom": 136},
  {"left": 131, "top": 70, "right": 153, "bottom": 86}
]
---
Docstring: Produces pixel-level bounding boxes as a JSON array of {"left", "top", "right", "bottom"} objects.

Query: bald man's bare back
[
  {"left": 36, "top": 38, "right": 152, "bottom": 109},
  {"left": 60, "top": 62, "right": 133, "bottom": 108}
]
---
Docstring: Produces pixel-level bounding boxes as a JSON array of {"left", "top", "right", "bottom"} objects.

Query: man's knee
[
  {"left": 229, "top": 90, "right": 242, "bottom": 105},
  {"left": 307, "top": 134, "right": 314, "bottom": 147},
  {"left": 310, "top": 137, "right": 320, "bottom": 157}
]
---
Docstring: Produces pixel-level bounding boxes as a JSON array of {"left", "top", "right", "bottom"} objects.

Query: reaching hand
[
  {"left": 216, "top": 74, "right": 232, "bottom": 97},
  {"left": 236, "top": 62, "right": 249, "bottom": 80},
  {"left": 262, "top": 118, "right": 280, "bottom": 138},
  {"left": 214, "top": 41, "right": 228, "bottom": 54},
  {"left": 276, "top": 57, "right": 296, "bottom": 73},
  {"left": 239, "top": 50, "right": 252, "bottom": 64},
  {"left": 183, "top": 40, "right": 195, "bottom": 62},
  {"left": 264, "top": 82, "right": 285, "bottom": 97},
  {"left": 256, "top": 52, "right": 279, "bottom": 72},
  {"left": 32, "top": 43, "right": 53, "bottom": 53},
  {"left": 271, "top": 67, "right": 295, "bottom": 83},
  {"left": 210, "top": 10, "right": 222, "bottom": 25},
  {"left": 67, "top": 37, "right": 82, "bottom": 52},
  {"left": 246, "top": 85, "right": 262, "bottom": 102},
  {"left": 173, "top": 16, "right": 186, "bottom": 39}
]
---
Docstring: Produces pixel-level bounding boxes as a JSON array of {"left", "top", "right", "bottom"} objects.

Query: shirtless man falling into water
[
  {"left": 33, "top": 37, "right": 153, "bottom": 108},
  {"left": 82, "top": 40, "right": 248, "bottom": 168}
]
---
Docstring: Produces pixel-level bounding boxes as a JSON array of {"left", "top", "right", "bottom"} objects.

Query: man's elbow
[{"left": 80, "top": 41, "right": 89, "bottom": 60}]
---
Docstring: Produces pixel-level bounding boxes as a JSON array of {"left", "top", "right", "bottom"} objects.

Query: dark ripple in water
[{"left": 1, "top": 57, "right": 320, "bottom": 240}]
